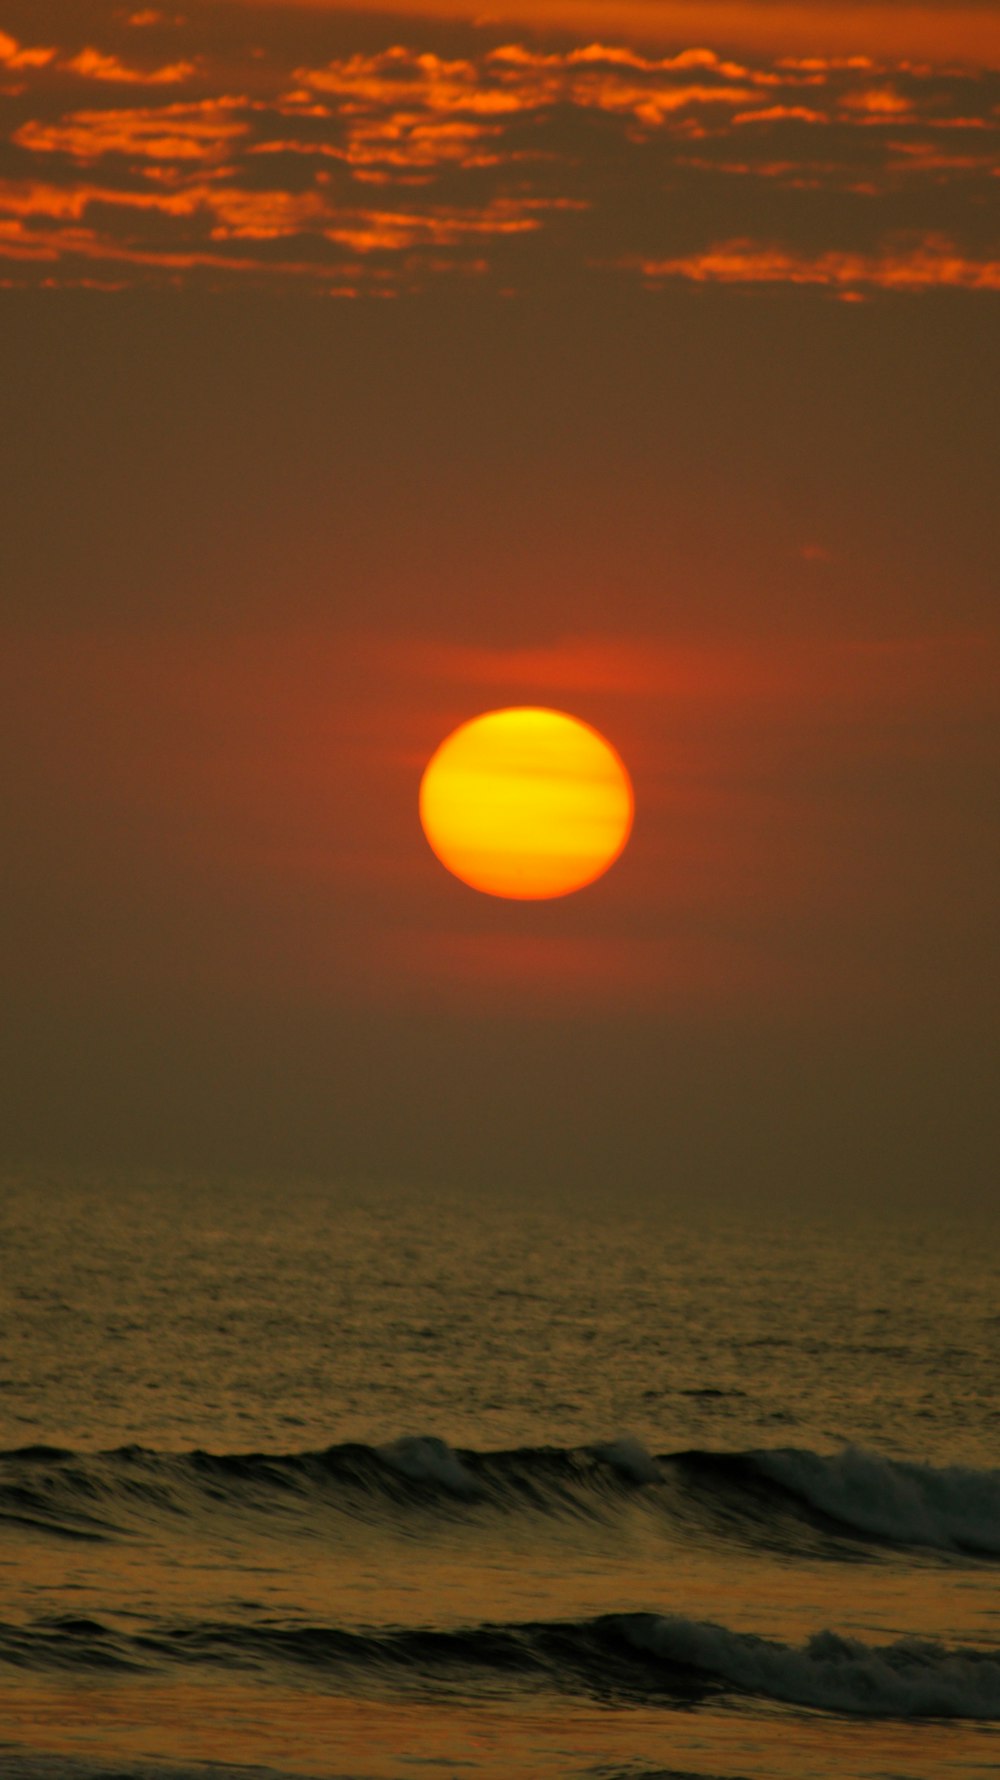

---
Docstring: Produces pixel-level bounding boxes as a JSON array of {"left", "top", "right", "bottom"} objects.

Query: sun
[{"left": 419, "top": 707, "right": 634, "bottom": 900}]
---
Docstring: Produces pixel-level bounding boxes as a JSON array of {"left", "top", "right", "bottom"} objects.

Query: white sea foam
[
  {"left": 753, "top": 1446, "right": 1000, "bottom": 1554},
  {"left": 623, "top": 1614, "right": 1000, "bottom": 1718}
]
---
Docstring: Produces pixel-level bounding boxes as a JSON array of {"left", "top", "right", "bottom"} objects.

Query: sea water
[{"left": 0, "top": 1173, "right": 997, "bottom": 1780}]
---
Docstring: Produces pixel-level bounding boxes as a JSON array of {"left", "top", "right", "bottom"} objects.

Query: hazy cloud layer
[{"left": 1, "top": 1, "right": 997, "bottom": 292}]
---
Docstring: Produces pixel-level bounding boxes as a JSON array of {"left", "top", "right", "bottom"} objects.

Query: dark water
[{"left": 0, "top": 1175, "right": 997, "bottom": 1779}]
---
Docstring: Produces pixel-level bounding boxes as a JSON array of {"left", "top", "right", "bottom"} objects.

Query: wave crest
[
  {"left": 623, "top": 1614, "right": 1000, "bottom": 1718},
  {"left": 1, "top": 1439, "right": 996, "bottom": 1558},
  {"left": 749, "top": 1445, "right": 1000, "bottom": 1555}
]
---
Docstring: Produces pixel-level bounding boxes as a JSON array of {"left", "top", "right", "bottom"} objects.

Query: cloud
[
  {"left": 839, "top": 85, "right": 914, "bottom": 119},
  {"left": 323, "top": 197, "right": 565, "bottom": 254},
  {"left": 0, "top": 173, "right": 568, "bottom": 294},
  {"left": 14, "top": 102, "right": 250, "bottom": 164},
  {"left": 632, "top": 236, "right": 1000, "bottom": 294},
  {"left": 887, "top": 139, "right": 998, "bottom": 174},
  {"left": 65, "top": 47, "right": 197, "bottom": 85},
  {"left": 294, "top": 40, "right": 770, "bottom": 132},
  {"left": 297, "top": 47, "right": 540, "bottom": 118},
  {"left": 731, "top": 105, "right": 827, "bottom": 125},
  {"left": 0, "top": 30, "right": 55, "bottom": 70},
  {"left": 3, "top": 12, "right": 998, "bottom": 292},
  {"left": 376, "top": 631, "right": 1000, "bottom": 717}
]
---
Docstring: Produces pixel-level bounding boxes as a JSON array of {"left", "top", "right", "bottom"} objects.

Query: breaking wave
[
  {"left": 673, "top": 1445, "right": 1000, "bottom": 1557},
  {"left": 1, "top": 1608, "right": 998, "bottom": 1719},
  {"left": 1, "top": 1438, "right": 997, "bottom": 1558}
]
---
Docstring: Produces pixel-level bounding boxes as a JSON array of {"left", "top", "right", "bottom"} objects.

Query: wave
[
  {"left": 1, "top": 1438, "right": 997, "bottom": 1558},
  {"left": 744, "top": 1446, "right": 1000, "bottom": 1557},
  {"left": 672, "top": 1445, "right": 1000, "bottom": 1557},
  {"left": 1, "top": 1608, "right": 998, "bottom": 1720}
]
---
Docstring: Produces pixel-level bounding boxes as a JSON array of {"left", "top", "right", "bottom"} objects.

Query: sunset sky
[{"left": 2, "top": 0, "right": 997, "bottom": 1203}]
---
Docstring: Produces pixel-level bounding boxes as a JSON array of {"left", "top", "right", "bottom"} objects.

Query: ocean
[{"left": 0, "top": 1173, "right": 997, "bottom": 1780}]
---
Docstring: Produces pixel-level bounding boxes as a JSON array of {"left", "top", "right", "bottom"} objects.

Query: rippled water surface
[{"left": 0, "top": 1174, "right": 997, "bottom": 1779}]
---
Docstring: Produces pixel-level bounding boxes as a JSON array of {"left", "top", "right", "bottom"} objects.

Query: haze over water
[{"left": 1, "top": 1174, "right": 997, "bottom": 1780}]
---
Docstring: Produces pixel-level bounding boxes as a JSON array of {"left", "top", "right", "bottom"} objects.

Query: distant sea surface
[{"left": 0, "top": 1174, "right": 997, "bottom": 1780}]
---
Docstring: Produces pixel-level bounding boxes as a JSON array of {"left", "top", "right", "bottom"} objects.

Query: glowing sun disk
[{"left": 419, "top": 706, "right": 634, "bottom": 899}]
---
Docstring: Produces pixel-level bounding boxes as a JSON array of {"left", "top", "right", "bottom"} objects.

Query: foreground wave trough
[{"left": 2, "top": 1607, "right": 999, "bottom": 1721}]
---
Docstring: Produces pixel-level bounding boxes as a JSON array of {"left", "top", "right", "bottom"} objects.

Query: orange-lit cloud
[
  {"left": 840, "top": 85, "right": 914, "bottom": 119},
  {"left": 14, "top": 102, "right": 250, "bottom": 163},
  {"left": 65, "top": 47, "right": 197, "bottom": 85},
  {"left": 0, "top": 180, "right": 552, "bottom": 293},
  {"left": 294, "top": 41, "right": 774, "bottom": 132},
  {"left": 3, "top": 10, "right": 998, "bottom": 292},
  {"left": 731, "top": 104, "right": 826, "bottom": 125},
  {"left": 0, "top": 30, "right": 55, "bottom": 69},
  {"left": 633, "top": 236, "right": 1000, "bottom": 294},
  {"left": 323, "top": 197, "right": 564, "bottom": 253},
  {"left": 298, "top": 47, "right": 540, "bottom": 117}
]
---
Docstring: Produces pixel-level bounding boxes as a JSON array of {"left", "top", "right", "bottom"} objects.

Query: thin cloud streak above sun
[{"left": 1, "top": 2, "right": 997, "bottom": 292}]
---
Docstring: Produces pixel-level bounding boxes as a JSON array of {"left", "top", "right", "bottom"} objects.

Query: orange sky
[
  {"left": 1, "top": 2, "right": 997, "bottom": 1201},
  {"left": 228, "top": 1, "right": 1000, "bottom": 63},
  {"left": 4, "top": 620, "right": 994, "bottom": 1004}
]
